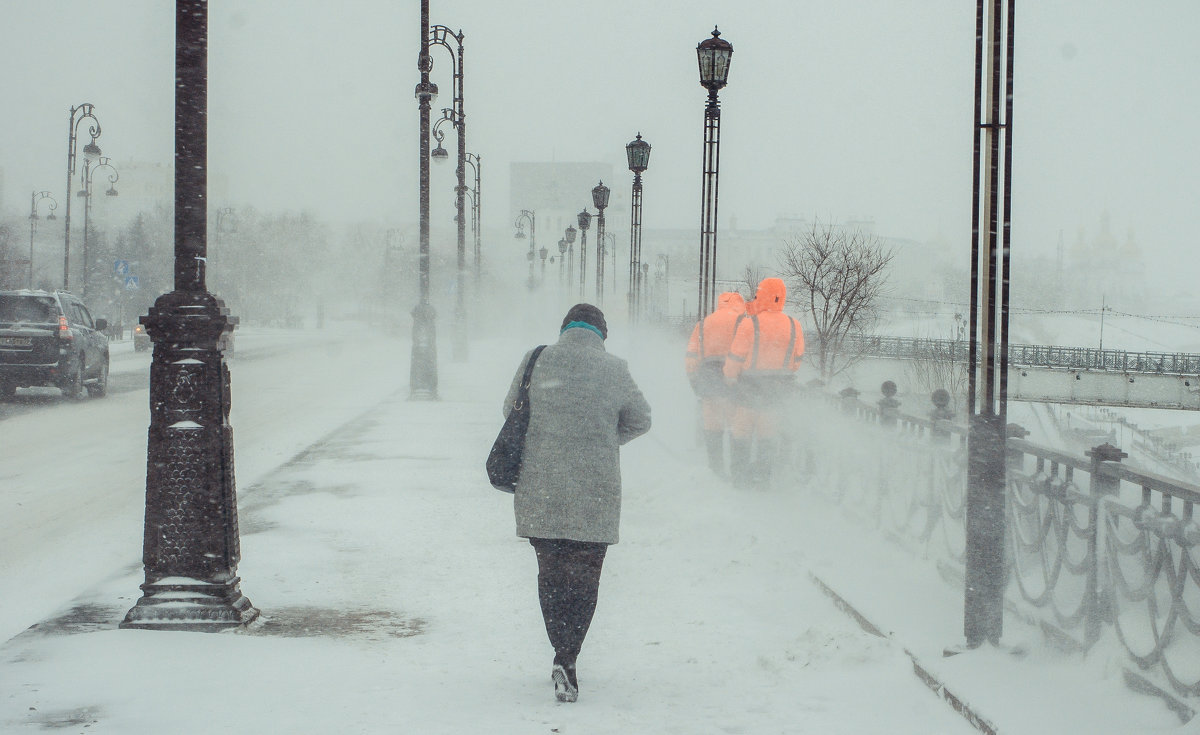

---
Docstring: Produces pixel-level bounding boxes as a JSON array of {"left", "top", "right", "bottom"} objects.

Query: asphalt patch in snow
[{"left": 246, "top": 606, "right": 425, "bottom": 641}]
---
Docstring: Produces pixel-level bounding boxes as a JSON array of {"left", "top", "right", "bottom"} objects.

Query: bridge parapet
[{"left": 797, "top": 382, "right": 1200, "bottom": 711}]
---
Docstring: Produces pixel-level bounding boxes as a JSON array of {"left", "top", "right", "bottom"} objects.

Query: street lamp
[
  {"left": 514, "top": 209, "right": 536, "bottom": 290},
  {"left": 63, "top": 103, "right": 102, "bottom": 292},
  {"left": 591, "top": 181, "right": 610, "bottom": 304},
  {"left": 122, "top": 0, "right": 256, "bottom": 631},
  {"left": 28, "top": 191, "right": 58, "bottom": 289},
  {"left": 539, "top": 243, "right": 549, "bottom": 283},
  {"left": 557, "top": 238, "right": 568, "bottom": 285},
  {"left": 696, "top": 26, "right": 733, "bottom": 320},
  {"left": 564, "top": 225, "right": 577, "bottom": 292},
  {"left": 576, "top": 209, "right": 591, "bottom": 300},
  {"left": 411, "top": 0, "right": 440, "bottom": 399},
  {"left": 427, "top": 24, "right": 468, "bottom": 360},
  {"left": 464, "top": 152, "right": 482, "bottom": 285},
  {"left": 626, "top": 132, "right": 651, "bottom": 322},
  {"left": 78, "top": 156, "right": 119, "bottom": 299}
]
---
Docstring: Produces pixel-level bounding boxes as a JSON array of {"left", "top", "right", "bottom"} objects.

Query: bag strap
[{"left": 514, "top": 345, "right": 547, "bottom": 410}]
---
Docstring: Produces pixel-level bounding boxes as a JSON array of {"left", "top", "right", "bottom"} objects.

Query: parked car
[
  {"left": 133, "top": 323, "right": 150, "bottom": 351},
  {"left": 0, "top": 289, "right": 110, "bottom": 400}
]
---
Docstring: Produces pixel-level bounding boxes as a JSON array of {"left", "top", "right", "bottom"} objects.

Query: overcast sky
[{"left": 3, "top": 1, "right": 1198, "bottom": 293}]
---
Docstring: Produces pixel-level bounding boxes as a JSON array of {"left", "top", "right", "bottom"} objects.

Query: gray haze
[{"left": 3, "top": 1, "right": 1199, "bottom": 292}]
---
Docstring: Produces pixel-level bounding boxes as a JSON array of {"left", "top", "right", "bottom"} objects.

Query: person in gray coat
[{"left": 502, "top": 303, "right": 652, "bottom": 703}]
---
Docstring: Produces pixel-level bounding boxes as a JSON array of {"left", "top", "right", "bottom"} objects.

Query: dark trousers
[{"left": 529, "top": 537, "right": 608, "bottom": 665}]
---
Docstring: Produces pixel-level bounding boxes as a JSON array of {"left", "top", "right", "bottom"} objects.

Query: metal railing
[
  {"left": 798, "top": 384, "right": 1200, "bottom": 705},
  {"left": 656, "top": 318, "right": 1200, "bottom": 376}
]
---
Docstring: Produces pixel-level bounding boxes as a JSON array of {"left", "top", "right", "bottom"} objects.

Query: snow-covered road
[{"left": 0, "top": 325, "right": 412, "bottom": 644}]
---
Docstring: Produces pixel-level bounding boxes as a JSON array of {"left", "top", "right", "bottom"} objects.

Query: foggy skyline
[{"left": 3, "top": 1, "right": 1199, "bottom": 293}]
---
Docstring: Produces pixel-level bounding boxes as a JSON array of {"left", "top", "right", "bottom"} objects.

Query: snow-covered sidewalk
[
  {"left": 0, "top": 330, "right": 975, "bottom": 734},
  {"left": 0, "top": 324, "right": 1188, "bottom": 733}
]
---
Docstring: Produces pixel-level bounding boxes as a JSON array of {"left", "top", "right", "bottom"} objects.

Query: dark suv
[{"left": 0, "top": 290, "right": 110, "bottom": 400}]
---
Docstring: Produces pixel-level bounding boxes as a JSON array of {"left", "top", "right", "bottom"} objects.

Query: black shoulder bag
[{"left": 486, "top": 345, "right": 547, "bottom": 492}]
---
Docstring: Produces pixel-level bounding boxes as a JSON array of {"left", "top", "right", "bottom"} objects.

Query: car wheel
[
  {"left": 87, "top": 358, "right": 109, "bottom": 398},
  {"left": 62, "top": 360, "right": 86, "bottom": 400}
]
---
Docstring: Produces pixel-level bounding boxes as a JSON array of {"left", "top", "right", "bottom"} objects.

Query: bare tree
[
  {"left": 777, "top": 222, "right": 893, "bottom": 379},
  {"left": 739, "top": 264, "right": 769, "bottom": 299}
]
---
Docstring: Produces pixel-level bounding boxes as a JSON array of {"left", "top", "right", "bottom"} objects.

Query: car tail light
[{"left": 57, "top": 315, "right": 72, "bottom": 341}]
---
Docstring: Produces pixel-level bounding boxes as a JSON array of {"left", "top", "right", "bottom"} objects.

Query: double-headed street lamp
[
  {"left": 696, "top": 27, "right": 732, "bottom": 320},
  {"left": 464, "top": 152, "right": 482, "bottom": 285},
  {"left": 28, "top": 191, "right": 58, "bottom": 289},
  {"left": 626, "top": 133, "right": 651, "bottom": 322},
  {"left": 64, "top": 103, "right": 103, "bottom": 292},
  {"left": 591, "top": 181, "right": 610, "bottom": 304},
  {"left": 576, "top": 209, "right": 591, "bottom": 300},
  {"left": 514, "top": 209, "right": 536, "bottom": 289},
  {"left": 78, "top": 156, "right": 119, "bottom": 298},
  {"left": 412, "top": 0, "right": 440, "bottom": 399},
  {"left": 427, "top": 24, "right": 468, "bottom": 361}
]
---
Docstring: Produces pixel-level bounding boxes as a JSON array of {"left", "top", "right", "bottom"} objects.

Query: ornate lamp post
[
  {"left": 514, "top": 209, "right": 536, "bottom": 290},
  {"left": 63, "top": 103, "right": 102, "bottom": 292},
  {"left": 28, "top": 191, "right": 58, "bottom": 289},
  {"left": 122, "top": 0, "right": 257, "bottom": 631},
  {"left": 411, "top": 0, "right": 440, "bottom": 399},
  {"left": 539, "top": 242, "right": 549, "bottom": 284},
  {"left": 427, "top": 24, "right": 468, "bottom": 360},
  {"left": 591, "top": 181, "right": 610, "bottom": 304},
  {"left": 564, "top": 225, "right": 577, "bottom": 292},
  {"left": 78, "top": 156, "right": 120, "bottom": 298},
  {"left": 626, "top": 133, "right": 651, "bottom": 322},
  {"left": 557, "top": 238, "right": 568, "bottom": 285},
  {"left": 464, "top": 152, "right": 482, "bottom": 285},
  {"left": 695, "top": 27, "right": 732, "bottom": 320},
  {"left": 576, "top": 209, "right": 591, "bottom": 300}
]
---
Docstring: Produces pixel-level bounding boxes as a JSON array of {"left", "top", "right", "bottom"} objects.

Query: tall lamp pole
[
  {"left": 465, "top": 152, "right": 482, "bottom": 285},
  {"left": 122, "top": 0, "right": 257, "bottom": 631},
  {"left": 626, "top": 133, "right": 651, "bottom": 322},
  {"left": 63, "top": 103, "right": 102, "bottom": 292},
  {"left": 28, "top": 192, "right": 58, "bottom": 289},
  {"left": 564, "top": 225, "right": 577, "bottom": 293},
  {"left": 78, "top": 156, "right": 120, "bottom": 299},
  {"left": 576, "top": 209, "right": 591, "bottom": 300},
  {"left": 963, "top": 0, "right": 1015, "bottom": 649},
  {"left": 591, "top": 181, "right": 610, "bottom": 305},
  {"left": 411, "top": 0, "right": 440, "bottom": 399},
  {"left": 514, "top": 209, "right": 536, "bottom": 290},
  {"left": 695, "top": 27, "right": 732, "bottom": 320},
  {"left": 428, "top": 24, "right": 468, "bottom": 361}
]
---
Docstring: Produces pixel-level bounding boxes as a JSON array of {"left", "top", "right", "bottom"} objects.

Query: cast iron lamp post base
[{"left": 121, "top": 290, "right": 257, "bottom": 631}]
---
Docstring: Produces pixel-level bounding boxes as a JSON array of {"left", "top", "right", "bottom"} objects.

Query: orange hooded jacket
[
  {"left": 685, "top": 292, "right": 746, "bottom": 374},
  {"left": 723, "top": 278, "right": 805, "bottom": 380}
]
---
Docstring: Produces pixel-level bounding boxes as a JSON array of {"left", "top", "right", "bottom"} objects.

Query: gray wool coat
[{"left": 503, "top": 327, "right": 652, "bottom": 544}]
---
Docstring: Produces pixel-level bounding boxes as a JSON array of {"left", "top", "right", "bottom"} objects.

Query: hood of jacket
[
  {"left": 717, "top": 291, "right": 746, "bottom": 314},
  {"left": 754, "top": 277, "right": 787, "bottom": 313}
]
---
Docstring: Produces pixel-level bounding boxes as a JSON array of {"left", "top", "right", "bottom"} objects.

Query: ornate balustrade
[{"left": 799, "top": 383, "right": 1200, "bottom": 702}]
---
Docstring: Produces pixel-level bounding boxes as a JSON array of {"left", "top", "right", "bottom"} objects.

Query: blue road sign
[
  {"left": 124, "top": 276, "right": 140, "bottom": 291},
  {"left": 114, "top": 259, "right": 131, "bottom": 276}
]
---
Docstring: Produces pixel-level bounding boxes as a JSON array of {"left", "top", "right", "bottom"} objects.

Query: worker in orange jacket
[
  {"left": 723, "top": 277, "right": 805, "bottom": 484},
  {"left": 684, "top": 291, "right": 746, "bottom": 475}
]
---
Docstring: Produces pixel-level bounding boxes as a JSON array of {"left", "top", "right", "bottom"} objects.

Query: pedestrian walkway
[{"left": 0, "top": 330, "right": 1189, "bottom": 733}]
